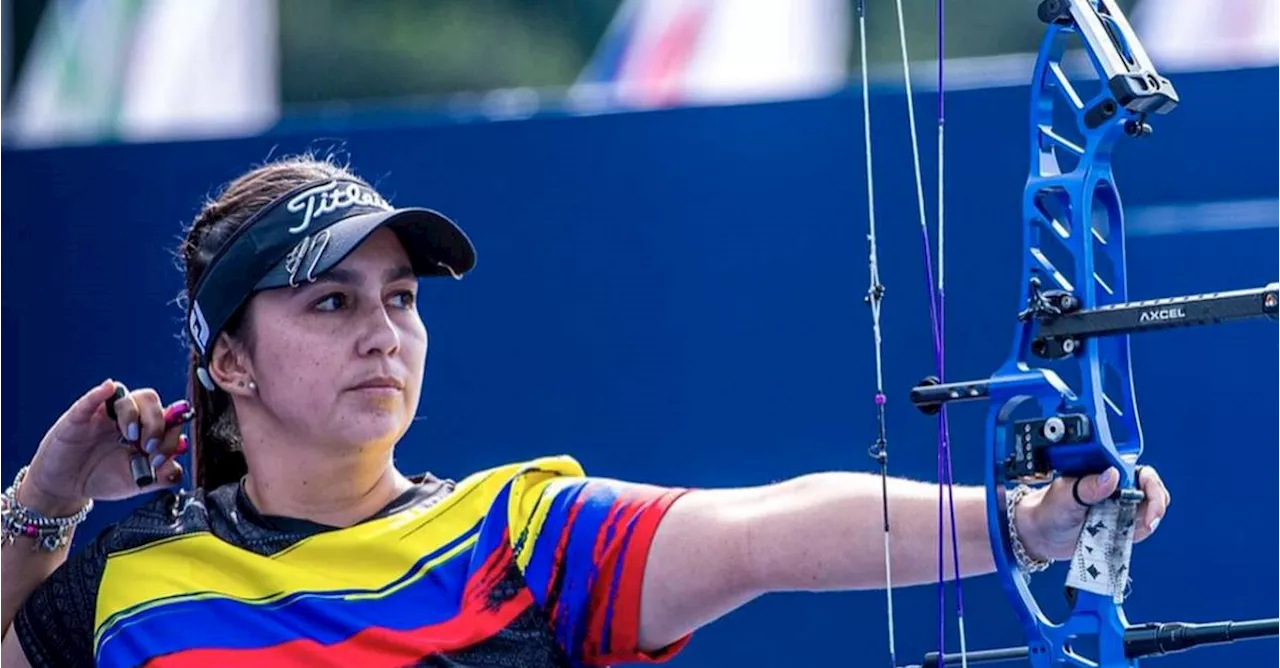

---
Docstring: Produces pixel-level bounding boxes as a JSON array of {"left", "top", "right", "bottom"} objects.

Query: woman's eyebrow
[{"left": 304, "top": 264, "right": 414, "bottom": 289}]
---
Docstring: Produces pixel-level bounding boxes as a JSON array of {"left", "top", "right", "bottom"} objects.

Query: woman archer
[{"left": 0, "top": 154, "right": 1170, "bottom": 667}]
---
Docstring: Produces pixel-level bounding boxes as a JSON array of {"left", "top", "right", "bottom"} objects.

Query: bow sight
[{"left": 898, "top": 0, "right": 1280, "bottom": 666}]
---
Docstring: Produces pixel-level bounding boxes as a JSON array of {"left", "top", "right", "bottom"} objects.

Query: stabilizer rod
[
  {"left": 897, "top": 618, "right": 1280, "bottom": 667},
  {"left": 909, "top": 281, "right": 1279, "bottom": 415},
  {"left": 909, "top": 377, "right": 990, "bottom": 415},
  {"left": 1035, "top": 282, "right": 1279, "bottom": 342},
  {"left": 1124, "top": 618, "right": 1280, "bottom": 658}
]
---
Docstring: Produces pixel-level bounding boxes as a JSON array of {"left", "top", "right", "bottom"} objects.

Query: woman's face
[{"left": 241, "top": 227, "right": 427, "bottom": 452}]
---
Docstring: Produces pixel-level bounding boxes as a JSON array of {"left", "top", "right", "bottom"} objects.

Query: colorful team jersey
[{"left": 14, "top": 456, "right": 691, "bottom": 667}]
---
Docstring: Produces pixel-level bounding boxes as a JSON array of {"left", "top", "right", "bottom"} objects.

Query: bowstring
[
  {"left": 887, "top": 0, "right": 969, "bottom": 664},
  {"left": 855, "top": 0, "right": 897, "bottom": 666},
  {"left": 861, "top": 0, "right": 967, "bottom": 664},
  {"left": 935, "top": 0, "right": 968, "bottom": 663}
]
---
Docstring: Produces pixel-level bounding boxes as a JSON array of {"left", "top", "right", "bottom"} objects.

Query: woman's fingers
[
  {"left": 64, "top": 379, "right": 121, "bottom": 424},
  {"left": 141, "top": 458, "right": 185, "bottom": 493},
  {"left": 132, "top": 389, "right": 166, "bottom": 457},
  {"left": 148, "top": 425, "right": 187, "bottom": 471},
  {"left": 107, "top": 384, "right": 142, "bottom": 444},
  {"left": 102, "top": 387, "right": 189, "bottom": 488}
]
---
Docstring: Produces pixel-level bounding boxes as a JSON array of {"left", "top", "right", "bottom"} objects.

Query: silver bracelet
[
  {"left": 1, "top": 466, "right": 94, "bottom": 552},
  {"left": 1007, "top": 484, "right": 1052, "bottom": 574}
]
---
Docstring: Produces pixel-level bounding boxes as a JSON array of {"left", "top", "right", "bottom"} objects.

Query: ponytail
[{"left": 188, "top": 347, "right": 247, "bottom": 490}]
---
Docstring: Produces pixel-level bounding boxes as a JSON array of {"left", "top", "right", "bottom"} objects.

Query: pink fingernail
[
  {"left": 164, "top": 401, "right": 194, "bottom": 427},
  {"left": 175, "top": 434, "right": 189, "bottom": 455}
]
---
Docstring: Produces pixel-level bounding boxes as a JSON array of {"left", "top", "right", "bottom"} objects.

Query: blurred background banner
[
  {"left": 3, "top": 0, "right": 1276, "bottom": 146},
  {"left": 570, "top": 0, "right": 849, "bottom": 109},
  {"left": 1133, "top": 0, "right": 1279, "bottom": 70},
  {"left": 4, "top": 0, "right": 278, "bottom": 147}
]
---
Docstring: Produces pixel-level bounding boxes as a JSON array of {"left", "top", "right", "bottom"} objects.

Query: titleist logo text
[{"left": 286, "top": 181, "right": 391, "bottom": 234}]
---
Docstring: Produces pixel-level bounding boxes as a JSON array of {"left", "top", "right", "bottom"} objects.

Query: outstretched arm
[
  {"left": 636, "top": 472, "right": 990, "bottom": 651},
  {"left": 637, "top": 468, "right": 1168, "bottom": 652}
]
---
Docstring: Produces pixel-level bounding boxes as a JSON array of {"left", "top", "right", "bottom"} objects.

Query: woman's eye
[
  {"left": 315, "top": 293, "right": 347, "bottom": 311},
  {"left": 390, "top": 290, "right": 417, "bottom": 309}
]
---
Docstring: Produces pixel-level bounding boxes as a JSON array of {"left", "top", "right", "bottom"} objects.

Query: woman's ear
[{"left": 208, "top": 334, "right": 256, "bottom": 397}]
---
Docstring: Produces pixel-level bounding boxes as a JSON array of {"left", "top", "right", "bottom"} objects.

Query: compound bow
[{"left": 857, "top": 1, "right": 1280, "bottom": 667}]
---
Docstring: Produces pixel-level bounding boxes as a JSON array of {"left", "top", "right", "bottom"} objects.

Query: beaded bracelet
[{"left": 0, "top": 466, "right": 94, "bottom": 552}]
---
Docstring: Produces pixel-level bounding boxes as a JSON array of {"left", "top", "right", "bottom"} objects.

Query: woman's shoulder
[
  {"left": 455, "top": 454, "right": 589, "bottom": 490},
  {"left": 92, "top": 487, "right": 214, "bottom": 554},
  {"left": 433, "top": 454, "right": 590, "bottom": 510}
]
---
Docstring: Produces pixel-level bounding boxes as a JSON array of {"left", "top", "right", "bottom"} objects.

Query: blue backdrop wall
[{"left": 3, "top": 65, "right": 1277, "bottom": 666}]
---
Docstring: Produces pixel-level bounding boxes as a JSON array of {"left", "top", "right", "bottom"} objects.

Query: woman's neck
[{"left": 239, "top": 442, "right": 415, "bottom": 528}]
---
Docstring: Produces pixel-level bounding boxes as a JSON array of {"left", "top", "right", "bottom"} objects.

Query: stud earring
[{"left": 248, "top": 381, "right": 257, "bottom": 391}]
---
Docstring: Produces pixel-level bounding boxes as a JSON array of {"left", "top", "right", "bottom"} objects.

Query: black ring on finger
[
  {"left": 1071, "top": 477, "right": 1091, "bottom": 507},
  {"left": 104, "top": 383, "right": 128, "bottom": 421}
]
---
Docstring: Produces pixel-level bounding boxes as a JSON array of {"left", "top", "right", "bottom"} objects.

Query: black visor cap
[{"left": 187, "top": 179, "right": 475, "bottom": 382}]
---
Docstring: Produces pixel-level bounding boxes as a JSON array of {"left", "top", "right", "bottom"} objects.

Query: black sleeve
[{"left": 12, "top": 531, "right": 110, "bottom": 668}]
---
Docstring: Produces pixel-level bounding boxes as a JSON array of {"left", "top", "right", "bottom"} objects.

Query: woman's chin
[{"left": 330, "top": 411, "right": 411, "bottom": 447}]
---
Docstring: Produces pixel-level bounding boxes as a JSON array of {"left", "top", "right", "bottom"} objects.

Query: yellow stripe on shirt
[{"left": 95, "top": 460, "right": 535, "bottom": 632}]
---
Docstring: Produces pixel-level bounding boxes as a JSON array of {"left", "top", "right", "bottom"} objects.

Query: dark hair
[{"left": 178, "top": 153, "right": 370, "bottom": 490}]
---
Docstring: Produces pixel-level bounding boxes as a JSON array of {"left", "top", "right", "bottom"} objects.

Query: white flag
[{"left": 6, "top": 0, "right": 279, "bottom": 148}]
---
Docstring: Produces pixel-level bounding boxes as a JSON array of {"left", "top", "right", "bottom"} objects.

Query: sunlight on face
[{"left": 245, "top": 227, "right": 427, "bottom": 452}]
